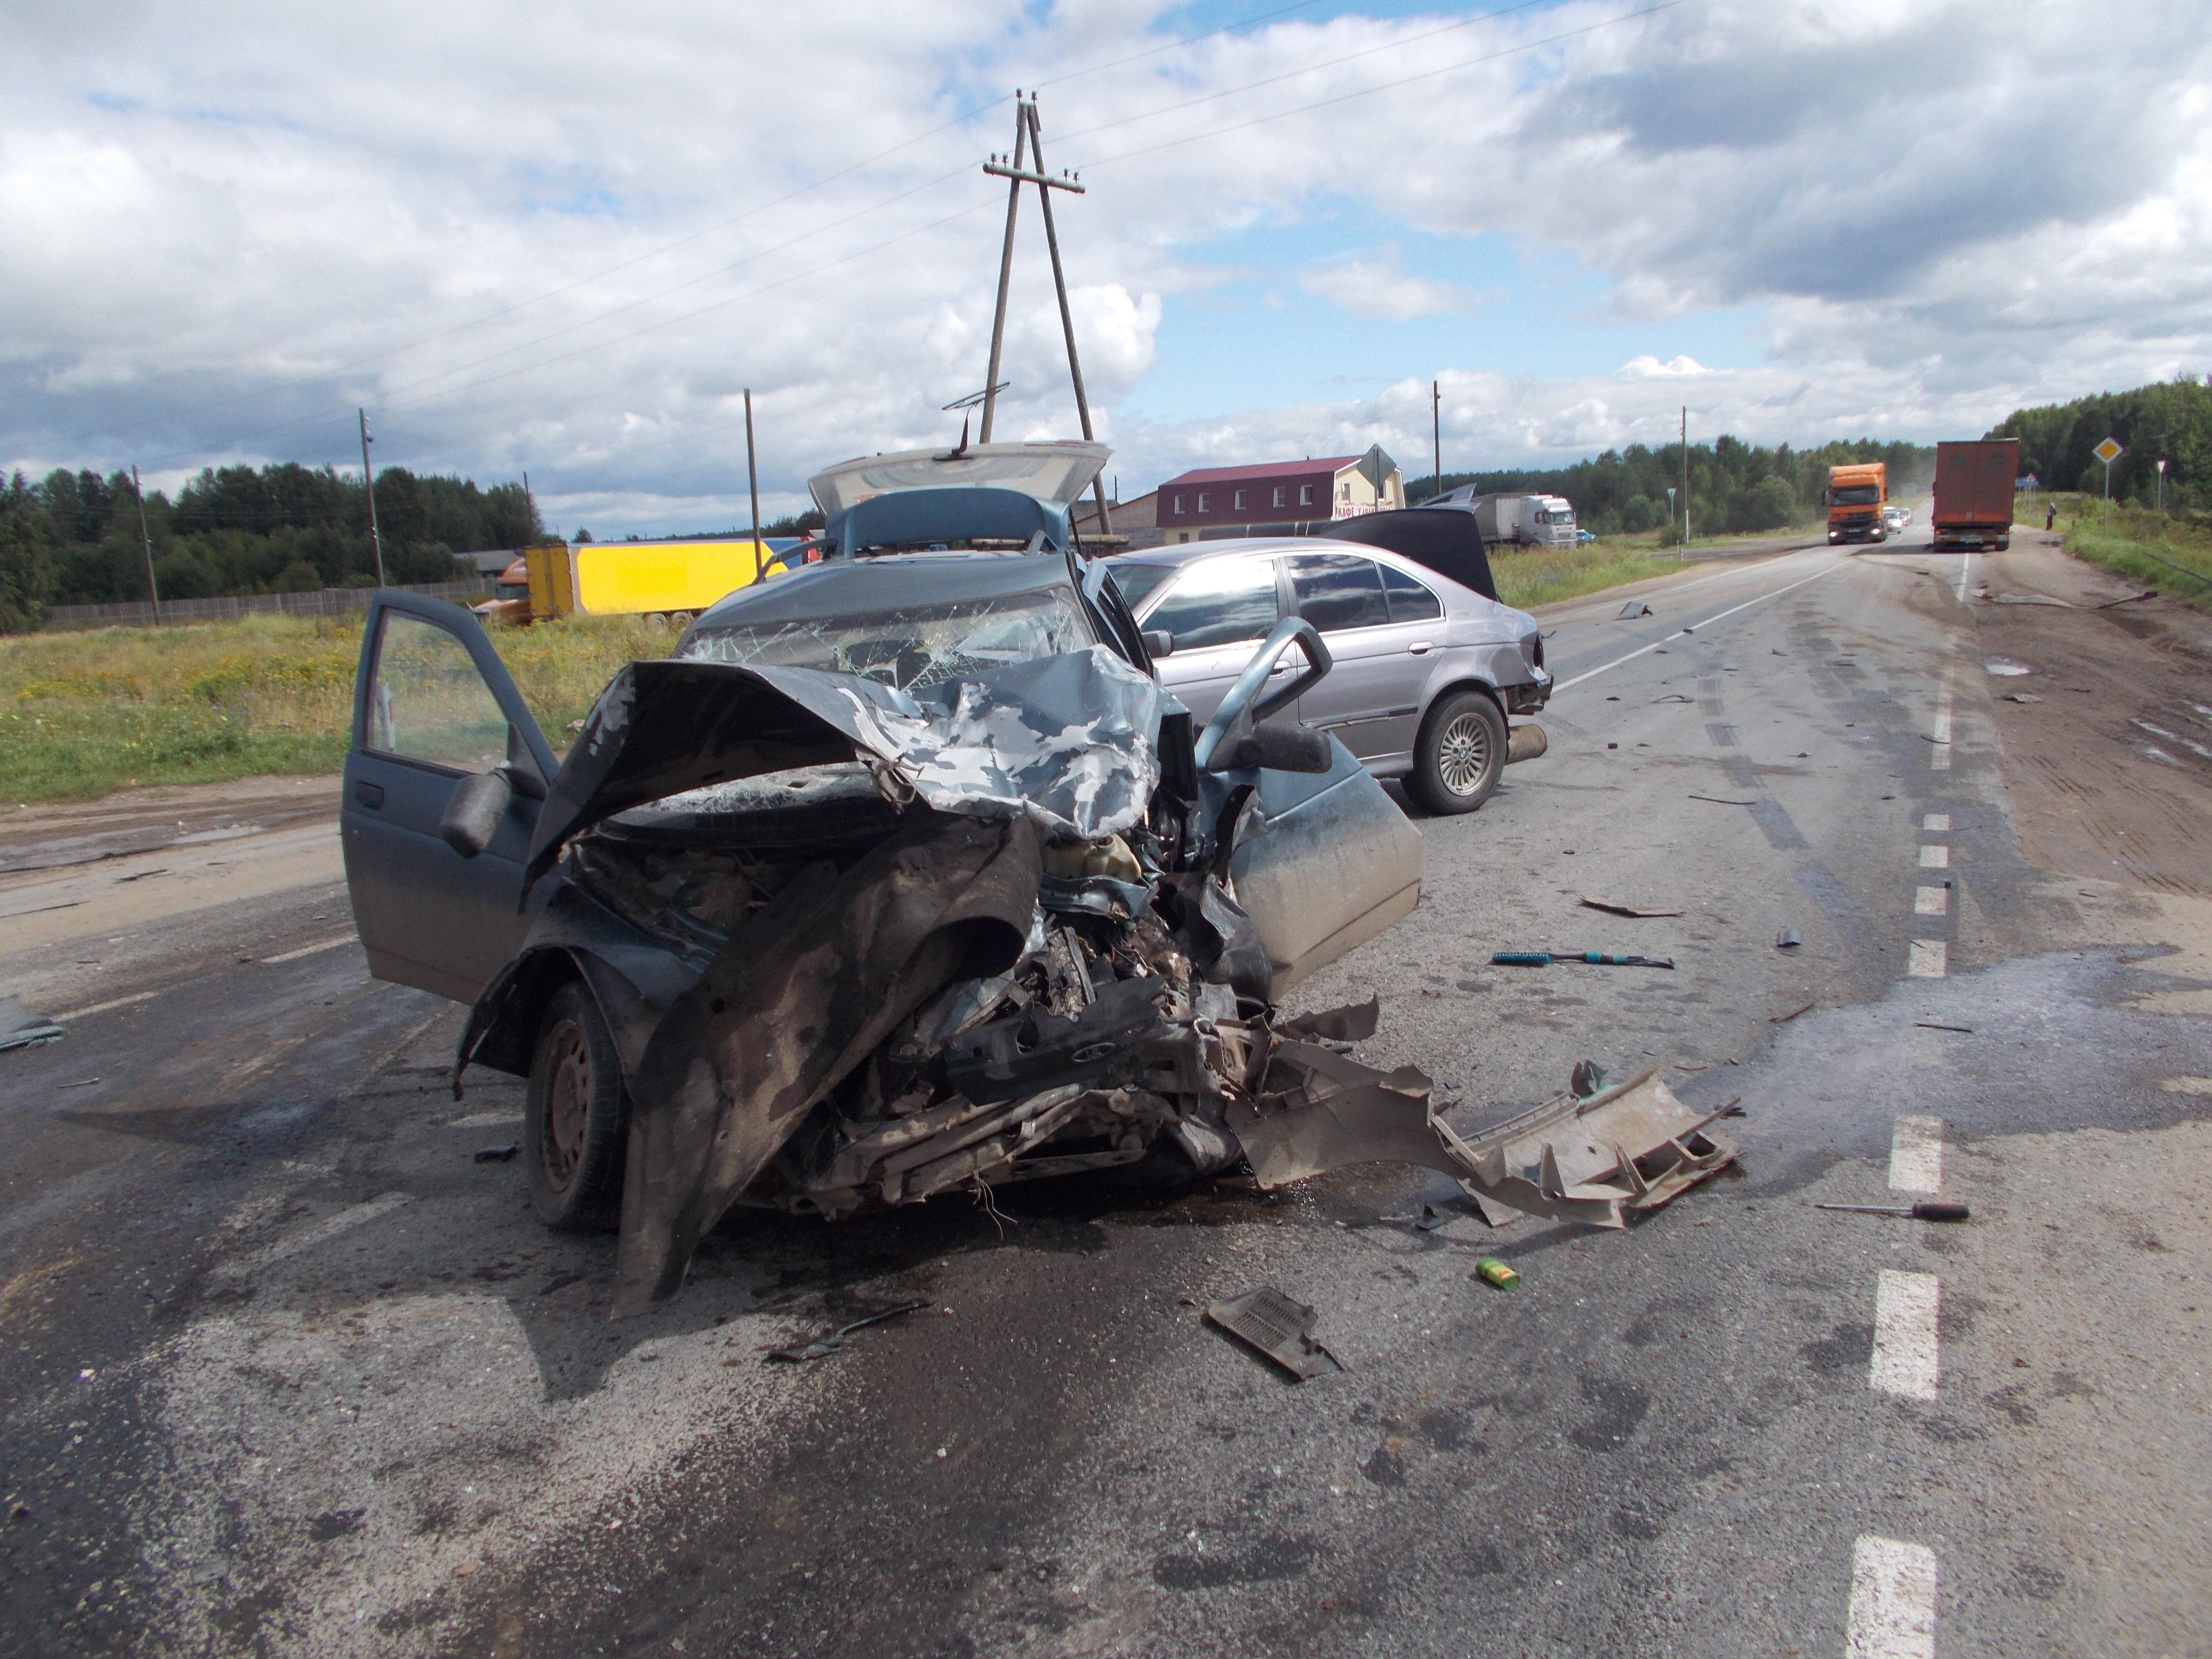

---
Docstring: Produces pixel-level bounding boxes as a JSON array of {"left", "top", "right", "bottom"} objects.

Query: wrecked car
[{"left": 340, "top": 442, "right": 1725, "bottom": 1316}]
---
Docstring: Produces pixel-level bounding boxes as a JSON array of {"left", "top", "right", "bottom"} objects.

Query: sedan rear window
[
  {"left": 1287, "top": 553, "right": 1388, "bottom": 632},
  {"left": 1379, "top": 562, "right": 1443, "bottom": 623},
  {"left": 1104, "top": 560, "right": 1176, "bottom": 613},
  {"left": 679, "top": 587, "right": 1092, "bottom": 694}
]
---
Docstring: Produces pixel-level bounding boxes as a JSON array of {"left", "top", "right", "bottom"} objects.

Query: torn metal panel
[
  {"left": 1207, "top": 1287, "right": 1344, "bottom": 1380},
  {"left": 612, "top": 808, "right": 1042, "bottom": 1317},
  {"left": 1229, "top": 1038, "right": 1465, "bottom": 1190}
]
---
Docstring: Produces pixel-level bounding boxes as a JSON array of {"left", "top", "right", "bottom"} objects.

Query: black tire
[
  {"left": 525, "top": 981, "right": 628, "bottom": 1231},
  {"left": 1409, "top": 689, "right": 1507, "bottom": 815}
]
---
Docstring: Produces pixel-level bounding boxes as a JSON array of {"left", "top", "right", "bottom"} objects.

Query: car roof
[
  {"left": 687, "top": 549, "right": 1079, "bottom": 635},
  {"left": 1110, "top": 536, "right": 1502, "bottom": 608}
]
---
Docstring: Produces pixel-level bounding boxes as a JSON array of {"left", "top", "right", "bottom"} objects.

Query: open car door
[
  {"left": 1196, "top": 620, "right": 1424, "bottom": 994},
  {"left": 342, "top": 592, "right": 560, "bottom": 1003}
]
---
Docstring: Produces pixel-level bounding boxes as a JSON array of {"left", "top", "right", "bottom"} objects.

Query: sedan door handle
[{"left": 1406, "top": 641, "right": 1434, "bottom": 656}]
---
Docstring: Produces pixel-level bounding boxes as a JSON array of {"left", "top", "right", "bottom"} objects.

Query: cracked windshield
[{"left": 679, "top": 587, "right": 1090, "bottom": 693}]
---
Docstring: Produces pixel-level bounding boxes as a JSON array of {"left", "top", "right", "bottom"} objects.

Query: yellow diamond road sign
[{"left": 2094, "top": 437, "right": 2124, "bottom": 463}]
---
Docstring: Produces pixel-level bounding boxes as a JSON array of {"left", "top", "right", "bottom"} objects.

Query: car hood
[
  {"left": 808, "top": 441, "right": 1109, "bottom": 517},
  {"left": 525, "top": 645, "right": 1163, "bottom": 887}
]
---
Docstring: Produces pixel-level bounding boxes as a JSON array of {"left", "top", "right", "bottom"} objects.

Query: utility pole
[
  {"left": 130, "top": 464, "right": 161, "bottom": 624},
  {"left": 359, "top": 409, "right": 388, "bottom": 587},
  {"left": 979, "top": 94, "right": 1112, "bottom": 538},
  {"left": 522, "top": 469, "right": 537, "bottom": 541},
  {"left": 745, "top": 388, "right": 763, "bottom": 582},
  {"left": 2157, "top": 457, "right": 2167, "bottom": 515},
  {"left": 1680, "top": 406, "right": 1691, "bottom": 551},
  {"left": 1431, "top": 380, "right": 1442, "bottom": 503}
]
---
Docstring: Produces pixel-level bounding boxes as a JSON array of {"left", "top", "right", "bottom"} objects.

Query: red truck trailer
[{"left": 1931, "top": 439, "right": 2020, "bottom": 552}]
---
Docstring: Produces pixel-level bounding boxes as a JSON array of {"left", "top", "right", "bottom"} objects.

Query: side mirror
[
  {"left": 439, "top": 767, "right": 515, "bottom": 858},
  {"left": 1209, "top": 718, "right": 1334, "bottom": 775},
  {"left": 1142, "top": 629, "right": 1174, "bottom": 659}
]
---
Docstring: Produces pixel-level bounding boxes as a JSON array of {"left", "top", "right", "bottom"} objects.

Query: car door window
[
  {"left": 1286, "top": 553, "right": 1388, "bottom": 632},
  {"left": 1144, "top": 558, "right": 1280, "bottom": 650},
  {"left": 366, "top": 612, "right": 512, "bottom": 772},
  {"left": 1379, "top": 563, "right": 1443, "bottom": 623}
]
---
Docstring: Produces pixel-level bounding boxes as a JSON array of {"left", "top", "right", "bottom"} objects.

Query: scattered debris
[
  {"left": 112, "top": 866, "right": 169, "bottom": 883},
  {"left": 54, "top": 1078, "right": 101, "bottom": 1090},
  {"left": 1775, "top": 928, "right": 1802, "bottom": 949},
  {"left": 765, "top": 1299, "right": 931, "bottom": 1363},
  {"left": 1616, "top": 601, "right": 1653, "bottom": 619},
  {"left": 1492, "top": 951, "right": 1674, "bottom": 969},
  {"left": 1771, "top": 1002, "right": 1815, "bottom": 1024},
  {"left": 1914, "top": 1021, "right": 1973, "bottom": 1034},
  {"left": 1569, "top": 1058, "right": 1608, "bottom": 1098},
  {"left": 1652, "top": 693, "right": 1694, "bottom": 704},
  {"left": 1994, "top": 592, "right": 2071, "bottom": 607},
  {"left": 1206, "top": 1287, "right": 1345, "bottom": 1380},
  {"left": 1687, "top": 793, "right": 1756, "bottom": 806},
  {"left": 2002, "top": 693, "right": 2043, "bottom": 704},
  {"left": 1581, "top": 896, "right": 1683, "bottom": 918},
  {"left": 1984, "top": 660, "right": 2032, "bottom": 676},
  {"left": 0, "top": 997, "right": 63, "bottom": 1055},
  {"left": 1378, "top": 1203, "right": 1452, "bottom": 1233},
  {"left": 1471, "top": 1258, "right": 1521, "bottom": 1290},
  {"left": 1815, "top": 1201, "right": 1970, "bottom": 1222},
  {"left": 472, "top": 1144, "right": 520, "bottom": 1163}
]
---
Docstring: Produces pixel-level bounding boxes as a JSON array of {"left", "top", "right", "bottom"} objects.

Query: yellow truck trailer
[{"left": 518, "top": 539, "right": 778, "bottom": 625}]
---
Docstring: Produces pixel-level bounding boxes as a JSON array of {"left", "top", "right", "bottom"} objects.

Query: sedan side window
[
  {"left": 1287, "top": 553, "right": 1389, "bottom": 632},
  {"left": 1144, "top": 558, "right": 1280, "bottom": 650},
  {"left": 365, "top": 612, "right": 512, "bottom": 772},
  {"left": 1379, "top": 563, "right": 1443, "bottom": 623}
]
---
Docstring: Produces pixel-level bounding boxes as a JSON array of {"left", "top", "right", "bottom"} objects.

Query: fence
[{"left": 41, "top": 578, "right": 494, "bottom": 632}]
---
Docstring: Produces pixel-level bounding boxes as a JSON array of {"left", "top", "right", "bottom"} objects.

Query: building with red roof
[{"left": 1154, "top": 445, "right": 1404, "bottom": 544}]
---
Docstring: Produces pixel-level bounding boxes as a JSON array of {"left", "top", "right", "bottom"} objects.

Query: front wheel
[
  {"left": 1410, "top": 690, "right": 1507, "bottom": 815},
  {"left": 525, "top": 982, "right": 629, "bottom": 1231}
]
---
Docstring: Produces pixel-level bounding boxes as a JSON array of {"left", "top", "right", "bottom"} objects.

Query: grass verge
[
  {"left": 1, "top": 612, "right": 670, "bottom": 804},
  {"left": 2056, "top": 497, "right": 2212, "bottom": 613},
  {"left": 1491, "top": 543, "right": 1690, "bottom": 610}
]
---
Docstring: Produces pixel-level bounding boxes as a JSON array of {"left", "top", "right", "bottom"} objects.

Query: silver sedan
[{"left": 1106, "top": 538, "right": 1551, "bottom": 813}]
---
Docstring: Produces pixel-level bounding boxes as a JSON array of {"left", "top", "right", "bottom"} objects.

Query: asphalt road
[{"left": 2, "top": 535, "right": 2208, "bottom": 1658}]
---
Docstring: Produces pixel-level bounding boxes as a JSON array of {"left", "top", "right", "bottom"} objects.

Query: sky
[{"left": 4, "top": 0, "right": 2209, "bottom": 535}]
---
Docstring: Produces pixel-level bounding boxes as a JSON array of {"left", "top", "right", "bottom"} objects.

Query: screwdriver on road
[
  {"left": 1492, "top": 950, "right": 1675, "bottom": 969},
  {"left": 1814, "top": 1201, "right": 1971, "bottom": 1222}
]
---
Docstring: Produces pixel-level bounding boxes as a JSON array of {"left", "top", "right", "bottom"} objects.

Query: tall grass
[
  {"left": 0, "top": 611, "right": 672, "bottom": 804},
  {"left": 1491, "top": 544, "right": 1683, "bottom": 610},
  {"left": 2055, "top": 494, "right": 2212, "bottom": 613}
]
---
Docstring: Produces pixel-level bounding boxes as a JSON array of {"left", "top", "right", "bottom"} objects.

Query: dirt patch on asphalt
[
  {"left": 0, "top": 773, "right": 337, "bottom": 876},
  {"left": 1971, "top": 536, "right": 2212, "bottom": 901}
]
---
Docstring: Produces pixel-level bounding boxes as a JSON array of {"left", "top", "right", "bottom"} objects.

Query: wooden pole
[
  {"left": 130, "top": 464, "right": 161, "bottom": 624},
  {"left": 1022, "top": 99, "right": 1111, "bottom": 539},
  {"left": 1431, "top": 380, "right": 1441, "bottom": 502},
  {"left": 745, "top": 388, "right": 763, "bottom": 580},
  {"left": 359, "top": 409, "right": 387, "bottom": 586},
  {"left": 977, "top": 100, "right": 1031, "bottom": 445}
]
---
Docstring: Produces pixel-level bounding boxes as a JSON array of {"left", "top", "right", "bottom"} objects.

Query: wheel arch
[{"left": 457, "top": 946, "right": 642, "bottom": 1089}]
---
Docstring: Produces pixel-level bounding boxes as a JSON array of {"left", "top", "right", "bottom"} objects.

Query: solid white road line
[
  {"left": 1889, "top": 1115, "right": 1945, "bottom": 1193},
  {"left": 1956, "top": 548, "right": 1975, "bottom": 605},
  {"left": 1848, "top": 1535, "right": 1939, "bottom": 1659},
  {"left": 1922, "top": 813, "right": 1949, "bottom": 831},
  {"left": 1871, "top": 1270, "right": 1942, "bottom": 1401},
  {"left": 1914, "top": 886, "right": 1948, "bottom": 916},
  {"left": 235, "top": 1192, "right": 412, "bottom": 1274},
  {"left": 52, "top": 988, "right": 161, "bottom": 1022},
  {"left": 1550, "top": 559, "right": 1842, "bottom": 693},
  {"left": 1918, "top": 845, "right": 1949, "bottom": 869},
  {"left": 262, "top": 934, "right": 359, "bottom": 964},
  {"left": 1908, "top": 940, "right": 1948, "bottom": 978}
]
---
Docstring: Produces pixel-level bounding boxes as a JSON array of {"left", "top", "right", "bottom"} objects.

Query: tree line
[
  {"left": 1989, "top": 374, "right": 2210, "bottom": 511},
  {"left": 1410, "top": 436, "right": 1936, "bottom": 538},
  {"left": 0, "top": 461, "right": 543, "bottom": 628}
]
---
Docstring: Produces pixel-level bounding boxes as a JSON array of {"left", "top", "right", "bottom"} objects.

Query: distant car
[
  {"left": 1106, "top": 518, "right": 1550, "bottom": 816},
  {"left": 1881, "top": 505, "right": 1910, "bottom": 534},
  {"left": 1576, "top": 527, "right": 1597, "bottom": 544}
]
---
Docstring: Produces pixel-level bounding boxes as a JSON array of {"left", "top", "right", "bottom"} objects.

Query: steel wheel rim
[
  {"left": 540, "top": 1019, "right": 590, "bottom": 1192},
  {"left": 1436, "top": 712, "right": 1493, "bottom": 795}
]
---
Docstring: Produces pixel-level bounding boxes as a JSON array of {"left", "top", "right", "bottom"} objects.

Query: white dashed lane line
[
  {"left": 1908, "top": 940, "right": 1948, "bottom": 978},
  {"left": 1849, "top": 1535, "right": 1940, "bottom": 1659},
  {"left": 1929, "top": 679, "right": 1954, "bottom": 772},
  {"left": 1888, "top": 1115, "right": 1945, "bottom": 1192},
  {"left": 1918, "top": 845, "right": 1949, "bottom": 869},
  {"left": 1871, "top": 1270, "right": 1943, "bottom": 1402},
  {"left": 261, "top": 934, "right": 360, "bottom": 964},
  {"left": 1914, "top": 887, "right": 1948, "bottom": 916},
  {"left": 1922, "top": 813, "right": 1949, "bottom": 832}
]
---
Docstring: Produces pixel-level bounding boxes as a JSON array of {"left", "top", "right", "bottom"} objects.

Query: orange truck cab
[
  {"left": 473, "top": 555, "right": 534, "bottom": 626},
  {"left": 1826, "top": 463, "right": 1888, "bottom": 544}
]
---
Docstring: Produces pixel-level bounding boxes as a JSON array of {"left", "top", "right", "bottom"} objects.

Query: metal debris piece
[
  {"left": 1472, "top": 1258, "right": 1521, "bottom": 1290},
  {"left": 0, "top": 997, "right": 63, "bottom": 1055},
  {"left": 1771, "top": 1001, "right": 1815, "bottom": 1024},
  {"left": 1492, "top": 951, "right": 1673, "bottom": 970},
  {"left": 1570, "top": 1059, "right": 1609, "bottom": 1098},
  {"left": 1206, "top": 1287, "right": 1344, "bottom": 1380},
  {"left": 2002, "top": 693, "right": 2043, "bottom": 703},
  {"left": 473, "top": 1144, "right": 520, "bottom": 1163},
  {"left": 1775, "top": 928, "right": 1802, "bottom": 949},
  {"left": 1687, "top": 793, "right": 1755, "bottom": 805},
  {"left": 765, "top": 1299, "right": 931, "bottom": 1363},
  {"left": 1616, "top": 601, "right": 1653, "bottom": 619},
  {"left": 1581, "top": 897, "right": 1683, "bottom": 918},
  {"left": 1914, "top": 1021, "right": 1973, "bottom": 1034},
  {"left": 1993, "top": 592, "right": 2071, "bottom": 607},
  {"left": 1377, "top": 1202, "right": 1452, "bottom": 1232}
]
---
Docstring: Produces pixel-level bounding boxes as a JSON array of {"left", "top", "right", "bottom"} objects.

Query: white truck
[{"left": 1422, "top": 486, "right": 1579, "bottom": 549}]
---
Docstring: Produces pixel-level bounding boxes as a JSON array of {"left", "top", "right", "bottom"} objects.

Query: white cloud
[
  {"left": 1298, "top": 246, "right": 1489, "bottom": 320},
  {"left": 1, "top": 0, "right": 2207, "bottom": 528}
]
